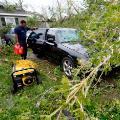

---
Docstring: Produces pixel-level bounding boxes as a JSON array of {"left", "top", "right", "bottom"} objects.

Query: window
[
  {"left": 1, "top": 17, "right": 6, "bottom": 26},
  {"left": 0, "top": 5, "right": 4, "bottom": 9},
  {"left": 35, "top": 29, "right": 46, "bottom": 39},
  {"left": 56, "top": 29, "right": 79, "bottom": 43},
  {"left": 5, "top": 17, "right": 16, "bottom": 25},
  {"left": 15, "top": 18, "right": 19, "bottom": 25}
]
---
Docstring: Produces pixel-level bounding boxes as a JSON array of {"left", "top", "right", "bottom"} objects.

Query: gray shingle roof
[
  {"left": 0, "top": 2, "right": 28, "bottom": 17},
  {"left": 0, "top": 2, "right": 26, "bottom": 14}
]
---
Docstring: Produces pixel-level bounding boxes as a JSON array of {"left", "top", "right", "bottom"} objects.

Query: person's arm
[
  {"left": 15, "top": 34, "right": 19, "bottom": 44},
  {"left": 14, "top": 28, "right": 19, "bottom": 44}
]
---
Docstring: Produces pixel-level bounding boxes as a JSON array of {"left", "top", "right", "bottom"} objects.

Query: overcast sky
[{"left": 2, "top": 0, "right": 84, "bottom": 13}]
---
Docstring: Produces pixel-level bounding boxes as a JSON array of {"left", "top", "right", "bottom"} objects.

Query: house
[
  {"left": 0, "top": 2, "right": 29, "bottom": 27},
  {"left": 0, "top": 2, "right": 52, "bottom": 28}
]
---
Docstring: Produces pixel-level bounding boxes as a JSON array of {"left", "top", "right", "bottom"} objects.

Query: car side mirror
[
  {"left": 36, "top": 33, "right": 43, "bottom": 39},
  {"left": 48, "top": 37, "right": 55, "bottom": 42},
  {"left": 38, "top": 33, "right": 43, "bottom": 36},
  {"left": 47, "top": 35, "right": 55, "bottom": 43}
]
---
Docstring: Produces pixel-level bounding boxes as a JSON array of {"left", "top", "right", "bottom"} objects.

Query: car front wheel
[{"left": 62, "top": 57, "right": 74, "bottom": 78}]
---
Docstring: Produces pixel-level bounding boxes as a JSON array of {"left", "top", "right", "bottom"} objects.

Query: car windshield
[{"left": 57, "top": 29, "right": 79, "bottom": 43}]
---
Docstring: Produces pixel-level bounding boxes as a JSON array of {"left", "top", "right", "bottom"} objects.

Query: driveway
[{"left": 27, "top": 52, "right": 58, "bottom": 81}]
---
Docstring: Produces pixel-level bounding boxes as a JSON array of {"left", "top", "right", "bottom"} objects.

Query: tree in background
[
  {"left": 17, "top": 0, "right": 23, "bottom": 10},
  {"left": 56, "top": 0, "right": 63, "bottom": 21},
  {"left": 2, "top": 0, "right": 16, "bottom": 11},
  {"left": 46, "top": 0, "right": 84, "bottom": 24},
  {"left": 27, "top": 15, "right": 40, "bottom": 28}
]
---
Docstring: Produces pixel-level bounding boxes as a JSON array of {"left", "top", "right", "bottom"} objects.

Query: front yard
[{"left": 0, "top": 46, "right": 120, "bottom": 120}]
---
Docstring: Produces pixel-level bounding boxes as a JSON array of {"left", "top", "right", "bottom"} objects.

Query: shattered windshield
[{"left": 57, "top": 29, "right": 79, "bottom": 43}]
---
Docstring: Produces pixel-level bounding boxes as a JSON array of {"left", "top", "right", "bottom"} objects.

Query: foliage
[
  {"left": 0, "top": 24, "right": 12, "bottom": 38},
  {"left": 83, "top": 2, "right": 120, "bottom": 73},
  {"left": 0, "top": 45, "right": 19, "bottom": 63},
  {"left": 2, "top": 0, "right": 16, "bottom": 12},
  {"left": 4, "top": 4, "right": 16, "bottom": 11},
  {"left": 52, "top": 1, "right": 120, "bottom": 73},
  {"left": 0, "top": 47, "right": 120, "bottom": 120},
  {"left": 50, "top": 1, "right": 120, "bottom": 119},
  {"left": 54, "top": 66, "right": 62, "bottom": 79},
  {"left": 0, "top": 0, "right": 120, "bottom": 120},
  {"left": 27, "top": 16, "right": 40, "bottom": 28}
]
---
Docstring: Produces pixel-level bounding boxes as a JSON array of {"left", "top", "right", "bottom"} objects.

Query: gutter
[{"left": 0, "top": 13, "right": 30, "bottom": 17}]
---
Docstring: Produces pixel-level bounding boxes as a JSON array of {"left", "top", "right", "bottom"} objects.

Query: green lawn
[{"left": 0, "top": 50, "right": 63, "bottom": 120}]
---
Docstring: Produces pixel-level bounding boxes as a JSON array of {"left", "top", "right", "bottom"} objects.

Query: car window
[
  {"left": 29, "top": 32, "right": 37, "bottom": 38},
  {"left": 56, "top": 29, "right": 79, "bottom": 43},
  {"left": 47, "top": 30, "right": 56, "bottom": 36},
  {"left": 35, "top": 29, "right": 46, "bottom": 39}
]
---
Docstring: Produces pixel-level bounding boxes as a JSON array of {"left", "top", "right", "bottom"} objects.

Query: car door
[
  {"left": 34, "top": 29, "right": 47, "bottom": 51},
  {"left": 44, "top": 33, "right": 57, "bottom": 58},
  {"left": 45, "top": 32, "right": 64, "bottom": 61}
]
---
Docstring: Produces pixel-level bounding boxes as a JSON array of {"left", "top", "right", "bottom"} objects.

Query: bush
[
  {"left": 0, "top": 24, "right": 12, "bottom": 38},
  {"left": 27, "top": 16, "right": 40, "bottom": 28}
]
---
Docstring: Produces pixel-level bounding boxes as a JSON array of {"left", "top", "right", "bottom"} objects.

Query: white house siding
[
  {"left": 0, "top": 16, "right": 27, "bottom": 27},
  {"left": 0, "top": 11, "right": 29, "bottom": 27}
]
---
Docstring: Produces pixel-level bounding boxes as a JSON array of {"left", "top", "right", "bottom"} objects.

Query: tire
[{"left": 62, "top": 57, "right": 74, "bottom": 78}]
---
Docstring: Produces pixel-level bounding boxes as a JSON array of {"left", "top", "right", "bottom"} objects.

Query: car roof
[
  {"left": 47, "top": 28, "right": 77, "bottom": 35},
  {"left": 49, "top": 28, "right": 77, "bottom": 31},
  {"left": 36, "top": 28, "right": 77, "bottom": 31},
  {"left": 33, "top": 28, "right": 77, "bottom": 35}
]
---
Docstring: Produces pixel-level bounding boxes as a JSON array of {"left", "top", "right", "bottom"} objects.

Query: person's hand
[{"left": 16, "top": 42, "right": 19, "bottom": 45}]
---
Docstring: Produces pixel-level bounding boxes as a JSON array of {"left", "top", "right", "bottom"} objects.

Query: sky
[{"left": 1, "top": 0, "right": 84, "bottom": 13}]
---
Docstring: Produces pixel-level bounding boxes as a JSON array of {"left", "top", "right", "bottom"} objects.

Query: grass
[
  {"left": 87, "top": 73, "right": 120, "bottom": 120},
  {"left": 0, "top": 50, "right": 63, "bottom": 120},
  {"left": 0, "top": 48, "right": 120, "bottom": 119}
]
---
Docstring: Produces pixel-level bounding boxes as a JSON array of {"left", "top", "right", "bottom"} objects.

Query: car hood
[{"left": 59, "top": 42, "right": 89, "bottom": 60}]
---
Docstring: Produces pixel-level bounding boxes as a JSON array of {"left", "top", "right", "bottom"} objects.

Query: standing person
[{"left": 14, "top": 20, "right": 30, "bottom": 59}]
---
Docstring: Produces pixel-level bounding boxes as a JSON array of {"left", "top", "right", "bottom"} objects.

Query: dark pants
[
  {"left": 20, "top": 43, "right": 27, "bottom": 60},
  {"left": 4, "top": 38, "right": 13, "bottom": 46}
]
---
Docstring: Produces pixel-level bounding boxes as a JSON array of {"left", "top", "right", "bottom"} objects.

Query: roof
[
  {"left": 0, "top": 2, "right": 29, "bottom": 17},
  {"left": 0, "top": 12, "right": 29, "bottom": 17},
  {"left": 0, "top": 8, "right": 29, "bottom": 17}
]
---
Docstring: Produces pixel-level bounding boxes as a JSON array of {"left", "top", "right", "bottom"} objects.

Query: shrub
[{"left": 0, "top": 24, "right": 12, "bottom": 38}]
